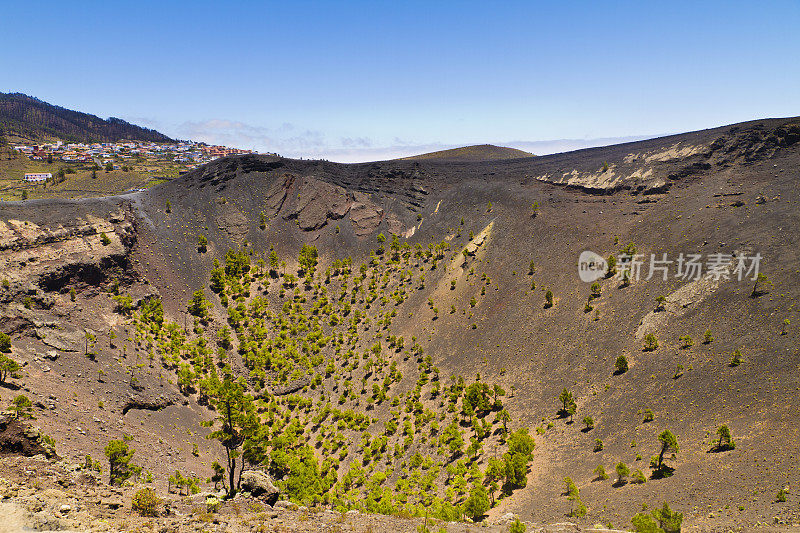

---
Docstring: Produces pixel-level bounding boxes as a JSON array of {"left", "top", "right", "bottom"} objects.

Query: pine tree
[
  {"left": 203, "top": 373, "right": 258, "bottom": 498},
  {"left": 10, "top": 394, "right": 33, "bottom": 419},
  {"left": 653, "top": 429, "right": 679, "bottom": 476},
  {"left": 615, "top": 462, "right": 630, "bottom": 485},
  {"left": 715, "top": 425, "right": 735, "bottom": 451},
  {"left": 593, "top": 464, "right": 608, "bottom": 480},
  {"left": 558, "top": 388, "right": 576, "bottom": 419},
  {"left": 0, "top": 353, "right": 21, "bottom": 383},
  {"left": 105, "top": 439, "right": 135, "bottom": 486},
  {"left": 463, "top": 482, "right": 490, "bottom": 521}
]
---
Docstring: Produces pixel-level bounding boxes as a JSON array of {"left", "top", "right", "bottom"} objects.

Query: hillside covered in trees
[{"left": 0, "top": 93, "right": 174, "bottom": 143}]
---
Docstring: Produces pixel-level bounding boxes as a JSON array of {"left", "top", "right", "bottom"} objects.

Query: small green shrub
[
  {"left": 132, "top": 487, "right": 161, "bottom": 517},
  {"left": 593, "top": 465, "right": 608, "bottom": 481},
  {"left": 644, "top": 334, "right": 658, "bottom": 352},
  {"left": 509, "top": 518, "right": 527, "bottom": 533},
  {"left": 544, "top": 290, "right": 553, "bottom": 308},
  {"left": 0, "top": 333, "right": 11, "bottom": 353}
]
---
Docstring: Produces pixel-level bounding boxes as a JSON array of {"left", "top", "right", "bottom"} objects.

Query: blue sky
[{"left": 2, "top": 1, "right": 798, "bottom": 161}]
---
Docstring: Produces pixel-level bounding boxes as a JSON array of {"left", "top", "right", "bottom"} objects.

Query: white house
[{"left": 24, "top": 173, "right": 51, "bottom": 182}]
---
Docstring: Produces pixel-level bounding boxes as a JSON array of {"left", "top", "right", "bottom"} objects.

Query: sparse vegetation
[
  {"left": 0, "top": 332, "right": 11, "bottom": 353},
  {"left": 593, "top": 465, "right": 608, "bottom": 481},
  {"left": 105, "top": 439, "right": 136, "bottom": 486},
  {"left": 614, "top": 355, "right": 629, "bottom": 374},
  {"left": 615, "top": 462, "right": 629, "bottom": 485},
  {"left": 10, "top": 394, "right": 33, "bottom": 419},
  {"left": 644, "top": 334, "right": 659, "bottom": 352},
  {"left": 714, "top": 425, "right": 736, "bottom": 451},
  {"left": 652, "top": 430, "right": 679, "bottom": 477},
  {"left": 132, "top": 487, "right": 161, "bottom": 517}
]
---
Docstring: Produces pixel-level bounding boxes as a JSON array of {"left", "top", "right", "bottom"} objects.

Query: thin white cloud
[
  {"left": 173, "top": 119, "right": 326, "bottom": 154},
  {"left": 125, "top": 115, "right": 663, "bottom": 163}
]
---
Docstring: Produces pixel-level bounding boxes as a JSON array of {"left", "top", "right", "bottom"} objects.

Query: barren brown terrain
[{"left": 1, "top": 117, "right": 799, "bottom": 532}]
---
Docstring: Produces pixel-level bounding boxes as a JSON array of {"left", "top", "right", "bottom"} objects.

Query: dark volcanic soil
[{"left": 1, "top": 116, "right": 800, "bottom": 531}]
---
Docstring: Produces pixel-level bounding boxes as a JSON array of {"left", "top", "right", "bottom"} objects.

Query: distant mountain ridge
[
  {"left": 398, "top": 143, "right": 534, "bottom": 161},
  {"left": 0, "top": 93, "right": 174, "bottom": 144}
]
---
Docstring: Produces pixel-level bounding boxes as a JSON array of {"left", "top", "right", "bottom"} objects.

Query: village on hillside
[
  {"left": 12, "top": 139, "right": 259, "bottom": 178},
  {"left": 0, "top": 139, "right": 273, "bottom": 200}
]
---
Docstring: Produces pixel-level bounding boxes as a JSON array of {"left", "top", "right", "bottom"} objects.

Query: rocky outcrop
[
  {"left": 282, "top": 177, "right": 352, "bottom": 231},
  {"left": 0, "top": 414, "right": 58, "bottom": 458},
  {"left": 263, "top": 173, "right": 391, "bottom": 236},
  {"left": 0, "top": 208, "right": 136, "bottom": 299},
  {"left": 349, "top": 192, "right": 384, "bottom": 236},
  {"left": 121, "top": 392, "right": 182, "bottom": 415},
  {"left": 240, "top": 470, "right": 279, "bottom": 504}
]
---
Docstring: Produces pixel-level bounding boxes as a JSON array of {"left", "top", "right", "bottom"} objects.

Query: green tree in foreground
[
  {"left": 188, "top": 290, "right": 211, "bottom": 322},
  {"left": 204, "top": 373, "right": 257, "bottom": 498},
  {"left": 558, "top": 388, "right": 577, "bottom": 421},
  {"left": 510, "top": 518, "right": 527, "bottom": 533},
  {"left": 644, "top": 333, "right": 659, "bottom": 352},
  {"left": 132, "top": 487, "right": 160, "bottom": 517},
  {"left": 463, "top": 482, "right": 490, "bottom": 521},
  {"left": 502, "top": 428, "right": 535, "bottom": 493},
  {"left": 105, "top": 439, "right": 135, "bottom": 486},
  {"left": 652, "top": 502, "right": 683, "bottom": 533},
  {"left": 593, "top": 464, "right": 608, "bottom": 480}
]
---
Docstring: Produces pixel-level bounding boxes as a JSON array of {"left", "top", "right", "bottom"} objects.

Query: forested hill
[{"left": 0, "top": 92, "right": 174, "bottom": 143}]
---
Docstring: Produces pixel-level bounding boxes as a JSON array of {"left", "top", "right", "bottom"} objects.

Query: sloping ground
[
  {"left": 0, "top": 454, "right": 535, "bottom": 533},
  {"left": 0, "top": 117, "right": 799, "bottom": 531},
  {"left": 398, "top": 144, "right": 535, "bottom": 161}
]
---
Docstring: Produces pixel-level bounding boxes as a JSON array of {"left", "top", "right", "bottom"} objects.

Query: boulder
[
  {"left": 240, "top": 470, "right": 279, "bottom": 505},
  {"left": 497, "top": 512, "right": 517, "bottom": 523},
  {"left": 274, "top": 500, "right": 298, "bottom": 510}
]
